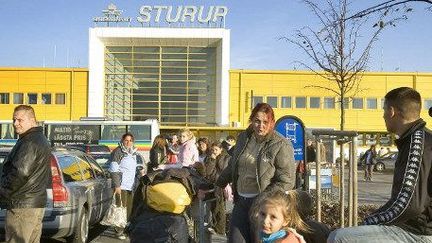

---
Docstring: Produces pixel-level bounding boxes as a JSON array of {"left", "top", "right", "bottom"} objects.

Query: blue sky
[{"left": 0, "top": 0, "right": 431, "bottom": 72}]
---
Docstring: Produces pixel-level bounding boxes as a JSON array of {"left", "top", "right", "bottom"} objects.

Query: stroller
[{"left": 127, "top": 167, "right": 215, "bottom": 243}]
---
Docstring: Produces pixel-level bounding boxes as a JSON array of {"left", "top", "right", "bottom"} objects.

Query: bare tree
[
  {"left": 346, "top": 0, "right": 432, "bottom": 20},
  {"left": 281, "top": 0, "right": 393, "bottom": 130}
]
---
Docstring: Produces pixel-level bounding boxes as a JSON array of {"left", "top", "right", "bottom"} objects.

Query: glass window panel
[
  {"left": 162, "top": 54, "right": 187, "bottom": 59},
  {"left": 83, "top": 155, "right": 105, "bottom": 178},
  {"left": 252, "top": 96, "right": 263, "bottom": 107},
  {"left": 424, "top": 99, "right": 432, "bottom": 110},
  {"left": 365, "top": 133, "right": 378, "bottom": 145},
  {"left": 107, "top": 46, "right": 132, "bottom": 52},
  {"left": 267, "top": 96, "right": 278, "bottom": 108},
  {"left": 338, "top": 98, "right": 349, "bottom": 109},
  {"left": 42, "top": 93, "right": 51, "bottom": 104},
  {"left": 352, "top": 98, "right": 363, "bottom": 109},
  {"left": 13, "top": 93, "right": 23, "bottom": 104},
  {"left": 27, "top": 93, "right": 37, "bottom": 104},
  {"left": 0, "top": 93, "right": 9, "bottom": 104},
  {"left": 381, "top": 98, "right": 385, "bottom": 109},
  {"left": 55, "top": 93, "right": 66, "bottom": 104},
  {"left": 58, "top": 155, "right": 83, "bottom": 182},
  {"left": 134, "top": 47, "right": 160, "bottom": 53},
  {"left": 379, "top": 134, "right": 392, "bottom": 146},
  {"left": 101, "top": 125, "right": 127, "bottom": 140},
  {"left": 281, "top": 97, "right": 291, "bottom": 108},
  {"left": 162, "top": 47, "right": 187, "bottom": 53},
  {"left": 76, "top": 157, "right": 94, "bottom": 180},
  {"left": 367, "top": 98, "right": 377, "bottom": 109},
  {"left": 296, "top": 97, "right": 306, "bottom": 108},
  {"left": 310, "top": 97, "right": 320, "bottom": 109},
  {"left": 1, "top": 124, "right": 15, "bottom": 139},
  {"left": 324, "top": 97, "right": 335, "bottom": 109},
  {"left": 128, "top": 125, "right": 151, "bottom": 140}
]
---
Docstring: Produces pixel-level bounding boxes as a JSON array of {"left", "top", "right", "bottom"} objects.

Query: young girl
[
  {"left": 177, "top": 128, "right": 199, "bottom": 167},
  {"left": 252, "top": 189, "right": 308, "bottom": 243}
]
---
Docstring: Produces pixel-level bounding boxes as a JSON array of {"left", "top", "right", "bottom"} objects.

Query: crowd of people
[{"left": 1, "top": 86, "right": 431, "bottom": 243}]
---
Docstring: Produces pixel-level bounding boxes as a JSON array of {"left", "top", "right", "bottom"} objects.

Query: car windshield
[{"left": 91, "top": 153, "right": 111, "bottom": 170}]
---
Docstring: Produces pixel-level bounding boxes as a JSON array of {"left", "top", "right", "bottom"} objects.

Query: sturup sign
[
  {"left": 93, "top": 4, "right": 228, "bottom": 27},
  {"left": 137, "top": 6, "right": 228, "bottom": 24}
]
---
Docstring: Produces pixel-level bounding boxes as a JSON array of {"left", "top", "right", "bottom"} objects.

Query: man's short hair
[
  {"left": 14, "top": 105, "right": 36, "bottom": 119},
  {"left": 385, "top": 87, "right": 421, "bottom": 120}
]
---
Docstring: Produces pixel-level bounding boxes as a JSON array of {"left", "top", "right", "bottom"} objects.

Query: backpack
[{"left": 146, "top": 181, "right": 191, "bottom": 214}]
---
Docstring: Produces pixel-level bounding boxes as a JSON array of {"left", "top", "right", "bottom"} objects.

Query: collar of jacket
[
  {"left": 395, "top": 118, "right": 426, "bottom": 148},
  {"left": 18, "top": 126, "right": 42, "bottom": 139},
  {"left": 245, "top": 125, "right": 276, "bottom": 143},
  {"left": 119, "top": 142, "right": 138, "bottom": 155}
]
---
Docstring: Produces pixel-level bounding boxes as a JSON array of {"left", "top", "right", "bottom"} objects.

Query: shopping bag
[{"left": 100, "top": 194, "right": 127, "bottom": 228}]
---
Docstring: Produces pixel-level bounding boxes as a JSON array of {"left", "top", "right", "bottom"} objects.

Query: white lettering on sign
[{"left": 137, "top": 6, "right": 228, "bottom": 24}]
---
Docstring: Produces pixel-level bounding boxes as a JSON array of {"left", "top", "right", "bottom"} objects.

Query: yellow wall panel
[
  {"left": 229, "top": 70, "right": 432, "bottom": 132},
  {"left": 0, "top": 68, "right": 88, "bottom": 121}
]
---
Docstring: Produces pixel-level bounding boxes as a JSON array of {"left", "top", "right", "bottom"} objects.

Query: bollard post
[
  {"left": 339, "top": 142, "right": 345, "bottom": 228},
  {"left": 348, "top": 141, "right": 353, "bottom": 226},
  {"left": 352, "top": 136, "right": 358, "bottom": 226},
  {"left": 315, "top": 136, "right": 321, "bottom": 222}
]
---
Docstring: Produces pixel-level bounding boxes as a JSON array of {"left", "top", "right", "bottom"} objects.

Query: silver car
[
  {"left": 374, "top": 151, "right": 398, "bottom": 172},
  {"left": 0, "top": 148, "right": 113, "bottom": 243}
]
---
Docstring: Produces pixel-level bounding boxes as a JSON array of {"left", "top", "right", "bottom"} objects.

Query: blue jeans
[{"left": 328, "top": 225, "right": 432, "bottom": 243}]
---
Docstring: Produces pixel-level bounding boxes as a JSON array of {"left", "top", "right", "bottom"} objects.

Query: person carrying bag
[{"left": 100, "top": 194, "right": 127, "bottom": 229}]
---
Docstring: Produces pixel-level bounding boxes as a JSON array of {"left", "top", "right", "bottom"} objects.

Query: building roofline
[
  {"left": 0, "top": 67, "right": 88, "bottom": 72},
  {"left": 229, "top": 69, "right": 432, "bottom": 76}
]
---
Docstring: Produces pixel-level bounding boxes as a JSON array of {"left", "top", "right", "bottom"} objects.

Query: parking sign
[{"left": 274, "top": 115, "right": 305, "bottom": 161}]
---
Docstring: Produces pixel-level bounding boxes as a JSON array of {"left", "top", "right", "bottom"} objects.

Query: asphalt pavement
[{"left": 41, "top": 171, "right": 393, "bottom": 243}]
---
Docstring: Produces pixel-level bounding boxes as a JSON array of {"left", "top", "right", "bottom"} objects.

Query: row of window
[
  {"left": 0, "top": 93, "right": 66, "bottom": 105},
  {"left": 253, "top": 96, "right": 432, "bottom": 110}
]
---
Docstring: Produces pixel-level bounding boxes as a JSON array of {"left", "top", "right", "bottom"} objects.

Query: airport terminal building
[
  {"left": 1, "top": 4, "right": 432, "bottom": 145},
  {"left": 88, "top": 4, "right": 230, "bottom": 126}
]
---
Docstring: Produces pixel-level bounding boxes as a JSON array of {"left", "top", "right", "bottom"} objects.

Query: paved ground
[{"left": 32, "top": 170, "right": 393, "bottom": 243}]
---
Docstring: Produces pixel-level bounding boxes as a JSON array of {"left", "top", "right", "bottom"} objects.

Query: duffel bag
[{"left": 129, "top": 213, "right": 189, "bottom": 243}]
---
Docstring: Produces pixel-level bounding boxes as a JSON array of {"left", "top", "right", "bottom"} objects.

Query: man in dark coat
[{"left": 0, "top": 105, "right": 51, "bottom": 243}]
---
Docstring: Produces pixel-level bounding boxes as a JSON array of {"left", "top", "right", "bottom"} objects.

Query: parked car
[
  {"left": 0, "top": 147, "right": 113, "bottom": 243},
  {"left": 65, "top": 144, "right": 112, "bottom": 170},
  {"left": 374, "top": 151, "right": 398, "bottom": 172}
]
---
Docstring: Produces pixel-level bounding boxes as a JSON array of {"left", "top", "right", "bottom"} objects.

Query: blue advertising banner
[{"left": 274, "top": 115, "right": 305, "bottom": 161}]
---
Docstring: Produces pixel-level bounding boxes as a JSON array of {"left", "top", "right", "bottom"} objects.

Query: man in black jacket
[
  {"left": 328, "top": 87, "right": 432, "bottom": 242},
  {"left": 0, "top": 105, "right": 51, "bottom": 243},
  {"left": 328, "top": 87, "right": 432, "bottom": 243}
]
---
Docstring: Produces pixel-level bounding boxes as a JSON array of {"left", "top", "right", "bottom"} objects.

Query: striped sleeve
[{"left": 364, "top": 130, "right": 424, "bottom": 225}]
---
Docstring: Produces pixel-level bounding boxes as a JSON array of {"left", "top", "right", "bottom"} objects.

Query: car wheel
[
  {"left": 374, "top": 162, "right": 385, "bottom": 172},
  {"left": 67, "top": 207, "right": 89, "bottom": 243}
]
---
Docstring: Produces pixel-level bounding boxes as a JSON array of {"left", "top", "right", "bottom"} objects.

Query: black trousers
[{"left": 228, "top": 196, "right": 256, "bottom": 243}]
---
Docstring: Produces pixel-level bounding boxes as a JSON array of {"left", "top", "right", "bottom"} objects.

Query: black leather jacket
[{"left": 0, "top": 126, "right": 51, "bottom": 209}]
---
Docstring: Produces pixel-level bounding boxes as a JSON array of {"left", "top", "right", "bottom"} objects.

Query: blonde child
[{"left": 251, "top": 189, "right": 308, "bottom": 243}]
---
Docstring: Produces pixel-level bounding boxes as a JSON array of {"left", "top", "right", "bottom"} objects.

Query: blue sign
[{"left": 274, "top": 116, "right": 305, "bottom": 161}]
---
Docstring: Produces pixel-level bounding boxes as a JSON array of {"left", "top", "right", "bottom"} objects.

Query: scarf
[
  {"left": 119, "top": 142, "right": 137, "bottom": 155},
  {"left": 261, "top": 230, "right": 287, "bottom": 243}
]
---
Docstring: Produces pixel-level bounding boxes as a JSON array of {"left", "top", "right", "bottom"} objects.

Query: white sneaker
[{"left": 118, "top": 234, "right": 126, "bottom": 240}]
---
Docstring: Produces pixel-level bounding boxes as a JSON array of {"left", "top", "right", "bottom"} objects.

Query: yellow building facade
[
  {"left": 229, "top": 70, "right": 432, "bottom": 132},
  {"left": 1, "top": 67, "right": 432, "bottom": 143},
  {"left": 0, "top": 67, "right": 88, "bottom": 121}
]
